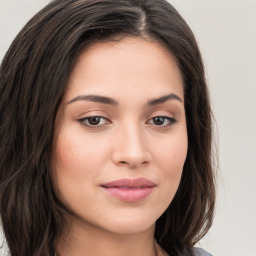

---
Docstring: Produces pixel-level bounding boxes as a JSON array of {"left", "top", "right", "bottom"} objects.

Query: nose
[{"left": 111, "top": 124, "right": 151, "bottom": 169}]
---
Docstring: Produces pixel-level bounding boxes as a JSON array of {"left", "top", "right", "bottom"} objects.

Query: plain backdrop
[{"left": 0, "top": 1, "right": 256, "bottom": 256}]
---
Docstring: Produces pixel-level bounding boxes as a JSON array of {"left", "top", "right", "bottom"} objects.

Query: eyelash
[
  {"left": 78, "top": 116, "right": 111, "bottom": 128},
  {"left": 78, "top": 115, "right": 176, "bottom": 129},
  {"left": 146, "top": 116, "right": 176, "bottom": 127}
]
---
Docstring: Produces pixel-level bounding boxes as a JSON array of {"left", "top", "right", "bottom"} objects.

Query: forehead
[{"left": 66, "top": 37, "right": 184, "bottom": 101}]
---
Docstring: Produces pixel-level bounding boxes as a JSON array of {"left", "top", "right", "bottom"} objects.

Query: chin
[
  {"left": 94, "top": 208, "right": 161, "bottom": 235},
  {"left": 103, "top": 219, "right": 156, "bottom": 235}
]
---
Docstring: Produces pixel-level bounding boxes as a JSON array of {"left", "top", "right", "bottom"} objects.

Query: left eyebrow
[{"left": 147, "top": 93, "right": 183, "bottom": 106}]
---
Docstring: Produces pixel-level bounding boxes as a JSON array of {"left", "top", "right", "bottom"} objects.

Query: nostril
[{"left": 118, "top": 160, "right": 149, "bottom": 168}]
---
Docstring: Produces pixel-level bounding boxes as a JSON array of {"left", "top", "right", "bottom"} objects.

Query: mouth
[{"left": 101, "top": 177, "right": 156, "bottom": 202}]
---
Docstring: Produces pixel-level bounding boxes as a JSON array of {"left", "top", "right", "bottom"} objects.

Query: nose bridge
[
  {"left": 124, "top": 122, "right": 145, "bottom": 154},
  {"left": 112, "top": 120, "right": 151, "bottom": 168}
]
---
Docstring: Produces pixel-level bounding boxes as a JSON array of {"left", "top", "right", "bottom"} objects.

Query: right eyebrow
[{"left": 66, "top": 94, "right": 118, "bottom": 105}]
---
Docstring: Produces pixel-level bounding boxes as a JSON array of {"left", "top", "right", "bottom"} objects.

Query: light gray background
[{"left": 0, "top": 1, "right": 255, "bottom": 256}]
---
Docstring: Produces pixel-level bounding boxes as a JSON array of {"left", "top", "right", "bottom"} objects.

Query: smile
[{"left": 101, "top": 177, "right": 156, "bottom": 202}]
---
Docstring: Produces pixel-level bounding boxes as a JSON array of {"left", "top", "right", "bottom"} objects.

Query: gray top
[
  {"left": 194, "top": 247, "right": 213, "bottom": 256},
  {"left": 0, "top": 235, "right": 213, "bottom": 256}
]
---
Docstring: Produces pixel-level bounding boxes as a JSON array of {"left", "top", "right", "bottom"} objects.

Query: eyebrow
[
  {"left": 66, "top": 93, "right": 183, "bottom": 106},
  {"left": 66, "top": 95, "right": 118, "bottom": 105},
  {"left": 147, "top": 93, "right": 183, "bottom": 105}
]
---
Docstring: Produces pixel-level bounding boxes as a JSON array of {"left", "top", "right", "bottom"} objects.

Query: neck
[{"left": 55, "top": 216, "right": 158, "bottom": 256}]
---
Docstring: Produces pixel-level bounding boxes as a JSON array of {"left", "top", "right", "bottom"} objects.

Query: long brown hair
[{"left": 0, "top": 0, "right": 215, "bottom": 255}]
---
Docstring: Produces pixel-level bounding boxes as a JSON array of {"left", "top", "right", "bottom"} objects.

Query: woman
[{"left": 0, "top": 0, "right": 215, "bottom": 255}]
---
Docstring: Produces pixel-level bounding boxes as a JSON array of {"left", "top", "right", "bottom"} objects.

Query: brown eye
[
  {"left": 78, "top": 116, "right": 110, "bottom": 127},
  {"left": 153, "top": 116, "right": 165, "bottom": 125},
  {"left": 147, "top": 116, "right": 176, "bottom": 127},
  {"left": 87, "top": 116, "right": 101, "bottom": 125}
]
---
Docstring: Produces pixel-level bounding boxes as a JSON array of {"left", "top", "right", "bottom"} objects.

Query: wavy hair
[{"left": 0, "top": 0, "right": 215, "bottom": 255}]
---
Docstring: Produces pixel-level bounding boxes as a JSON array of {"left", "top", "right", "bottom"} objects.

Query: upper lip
[{"left": 101, "top": 177, "right": 156, "bottom": 188}]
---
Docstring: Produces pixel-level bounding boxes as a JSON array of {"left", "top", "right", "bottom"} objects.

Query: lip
[{"left": 101, "top": 177, "right": 156, "bottom": 202}]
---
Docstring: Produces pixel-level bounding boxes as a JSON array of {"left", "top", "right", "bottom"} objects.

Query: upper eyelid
[
  {"left": 146, "top": 116, "right": 176, "bottom": 123},
  {"left": 77, "top": 110, "right": 111, "bottom": 119},
  {"left": 78, "top": 115, "right": 110, "bottom": 122},
  {"left": 79, "top": 114, "right": 108, "bottom": 118},
  {"left": 146, "top": 111, "right": 175, "bottom": 119}
]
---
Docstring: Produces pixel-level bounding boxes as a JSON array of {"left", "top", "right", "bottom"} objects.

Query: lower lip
[{"left": 102, "top": 187, "right": 154, "bottom": 202}]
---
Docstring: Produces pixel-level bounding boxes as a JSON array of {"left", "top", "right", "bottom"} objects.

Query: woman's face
[{"left": 51, "top": 37, "right": 187, "bottom": 235}]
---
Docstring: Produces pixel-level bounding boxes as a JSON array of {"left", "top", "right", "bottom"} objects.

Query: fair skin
[{"left": 52, "top": 37, "right": 187, "bottom": 256}]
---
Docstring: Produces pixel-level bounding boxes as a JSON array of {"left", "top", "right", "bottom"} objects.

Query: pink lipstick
[{"left": 101, "top": 177, "right": 156, "bottom": 202}]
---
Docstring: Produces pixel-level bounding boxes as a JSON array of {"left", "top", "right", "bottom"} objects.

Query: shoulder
[{"left": 193, "top": 247, "right": 213, "bottom": 256}]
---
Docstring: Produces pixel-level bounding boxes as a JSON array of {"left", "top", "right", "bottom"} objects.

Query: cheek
[
  {"left": 153, "top": 133, "right": 188, "bottom": 197},
  {"left": 51, "top": 131, "right": 99, "bottom": 208},
  {"left": 156, "top": 135, "right": 187, "bottom": 172},
  {"left": 53, "top": 128, "right": 106, "bottom": 174},
  {"left": 51, "top": 126, "right": 112, "bottom": 204},
  {"left": 51, "top": 129, "right": 91, "bottom": 195}
]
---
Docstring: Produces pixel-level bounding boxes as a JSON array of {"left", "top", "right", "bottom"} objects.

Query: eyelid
[
  {"left": 146, "top": 111, "right": 177, "bottom": 127},
  {"left": 77, "top": 110, "right": 109, "bottom": 118},
  {"left": 78, "top": 115, "right": 111, "bottom": 129},
  {"left": 146, "top": 116, "right": 176, "bottom": 126},
  {"left": 146, "top": 110, "right": 175, "bottom": 120}
]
